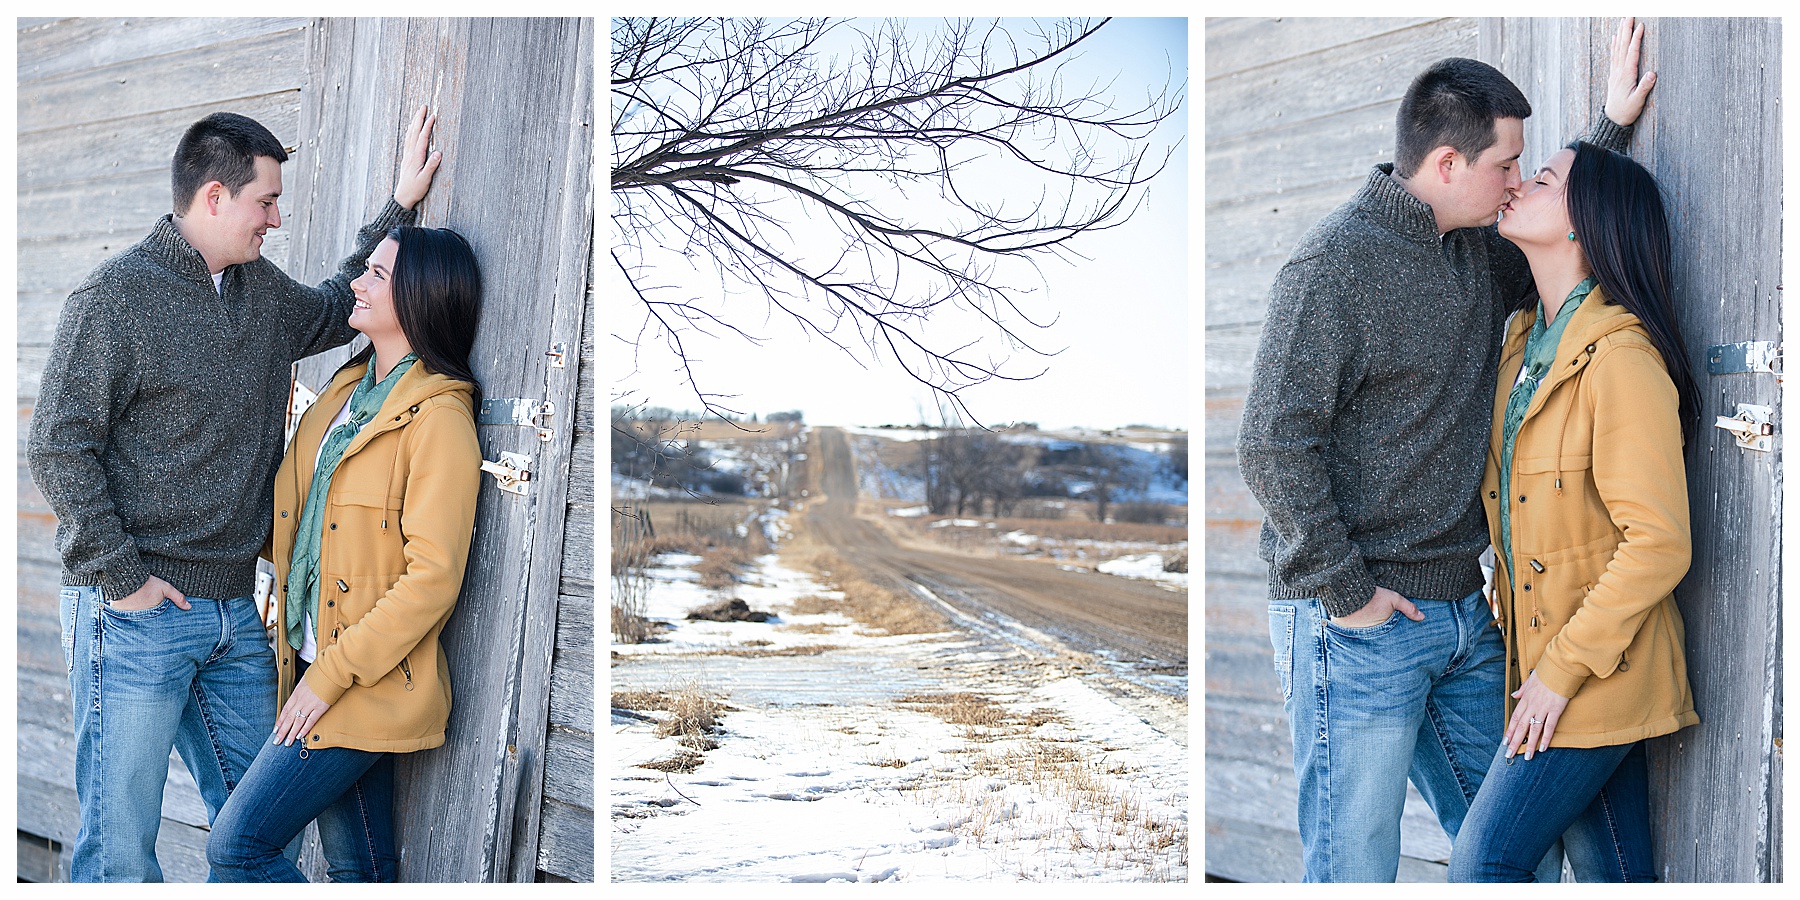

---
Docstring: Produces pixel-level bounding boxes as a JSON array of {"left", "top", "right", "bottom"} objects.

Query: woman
[
  {"left": 1447, "top": 141, "right": 1700, "bottom": 882},
  {"left": 206, "top": 225, "right": 484, "bottom": 882}
]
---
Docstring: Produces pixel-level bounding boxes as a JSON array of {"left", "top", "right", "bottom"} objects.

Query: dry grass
[
  {"left": 654, "top": 686, "right": 723, "bottom": 740},
  {"left": 692, "top": 644, "right": 842, "bottom": 658},
  {"left": 888, "top": 690, "right": 1188, "bottom": 880},
  {"left": 610, "top": 512, "right": 656, "bottom": 643},
  {"left": 612, "top": 689, "right": 670, "bottom": 712},
  {"left": 781, "top": 540, "right": 949, "bottom": 636},
  {"left": 775, "top": 622, "right": 838, "bottom": 635},
  {"left": 615, "top": 684, "right": 731, "bottom": 773},
  {"left": 899, "top": 693, "right": 1011, "bottom": 731},
  {"left": 636, "top": 752, "right": 705, "bottom": 774}
]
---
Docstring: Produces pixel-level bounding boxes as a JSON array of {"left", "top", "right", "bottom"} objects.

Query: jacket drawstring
[
  {"left": 381, "top": 410, "right": 407, "bottom": 532},
  {"left": 1553, "top": 379, "right": 1576, "bottom": 496}
]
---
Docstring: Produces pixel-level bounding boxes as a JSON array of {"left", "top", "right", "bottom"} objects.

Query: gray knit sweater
[
  {"left": 1238, "top": 119, "right": 1630, "bottom": 618},
  {"left": 27, "top": 199, "right": 414, "bottom": 603}
]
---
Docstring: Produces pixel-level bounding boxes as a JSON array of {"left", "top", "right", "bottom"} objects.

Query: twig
[{"left": 665, "top": 772, "right": 702, "bottom": 806}]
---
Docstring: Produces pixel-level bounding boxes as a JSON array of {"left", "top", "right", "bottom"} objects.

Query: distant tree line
[
  {"left": 917, "top": 430, "right": 1185, "bottom": 522},
  {"left": 610, "top": 405, "right": 804, "bottom": 498}
]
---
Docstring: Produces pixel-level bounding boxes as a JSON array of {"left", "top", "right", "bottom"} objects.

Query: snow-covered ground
[{"left": 610, "top": 514, "right": 1188, "bottom": 882}]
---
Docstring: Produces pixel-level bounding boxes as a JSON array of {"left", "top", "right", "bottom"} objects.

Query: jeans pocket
[
  {"left": 59, "top": 587, "right": 80, "bottom": 674},
  {"left": 102, "top": 597, "right": 174, "bottom": 620},
  {"left": 1324, "top": 609, "right": 1401, "bottom": 639},
  {"left": 1268, "top": 604, "right": 1296, "bottom": 700}
]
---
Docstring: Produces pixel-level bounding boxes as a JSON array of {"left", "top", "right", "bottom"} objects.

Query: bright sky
[{"left": 609, "top": 17, "right": 1188, "bottom": 430}]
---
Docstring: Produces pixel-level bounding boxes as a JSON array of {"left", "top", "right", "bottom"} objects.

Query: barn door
[
  {"left": 1491, "top": 16, "right": 1782, "bottom": 883},
  {"left": 286, "top": 17, "right": 592, "bottom": 882}
]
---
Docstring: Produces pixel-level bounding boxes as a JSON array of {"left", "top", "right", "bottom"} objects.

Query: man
[
  {"left": 1236, "top": 20, "right": 1656, "bottom": 882},
  {"left": 27, "top": 107, "right": 443, "bottom": 882}
]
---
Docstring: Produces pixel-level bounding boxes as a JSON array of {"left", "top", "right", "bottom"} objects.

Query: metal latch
[
  {"left": 1708, "top": 341, "right": 1783, "bottom": 384},
  {"left": 1714, "top": 404, "right": 1774, "bottom": 452},
  {"left": 546, "top": 342, "right": 568, "bottom": 369},
  {"left": 478, "top": 398, "right": 554, "bottom": 442},
  {"left": 480, "top": 451, "right": 534, "bottom": 495}
]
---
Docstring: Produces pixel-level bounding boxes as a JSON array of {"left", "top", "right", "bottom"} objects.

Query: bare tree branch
[{"left": 611, "top": 17, "right": 1184, "bottom": 424}]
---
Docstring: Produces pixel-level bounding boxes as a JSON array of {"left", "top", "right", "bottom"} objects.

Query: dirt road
[{"left": 805, "top": 427, "right": 1187, "bottom": 676}]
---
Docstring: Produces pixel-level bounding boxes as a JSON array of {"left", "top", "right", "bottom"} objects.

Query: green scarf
[
  {"left": 286, "top": 353, "right": 418, "bottom": 650},
  {"left": 1498, "top": 277, "right": 1594, "bottom": 580}
]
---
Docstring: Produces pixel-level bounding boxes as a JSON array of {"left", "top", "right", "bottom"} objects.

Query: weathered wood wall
[
  {"left": 1489, "top": 16, "right": 1783, "bottom": 883},
  {"left": 16, "top": 16, "right": 594, "bottom": 883},
  {"left": 1204, "top": 16, "right": 1782, "bottom": 883},
  {"left": 285, "top": 17, "right": 594, "bottom": 883},
  {"left": 15, "top": 17, "right": 311, "bottom": 882}
]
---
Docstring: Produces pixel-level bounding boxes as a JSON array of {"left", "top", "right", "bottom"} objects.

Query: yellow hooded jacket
[
  {"left": 1481, "top": 285, "right": 1698, "bottom": 748},
  {"left": 269, "top": 359, "right": 480, "bottom": 752}
]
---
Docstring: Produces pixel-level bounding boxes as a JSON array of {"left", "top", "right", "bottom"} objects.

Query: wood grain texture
[
  {"left": 534, "top": 796, "right": 595, "bottom": 882},
  {"left": 1206, "top": 18, "right": 1475, "bottom": 143},
  {"left": 1204, "top": 17, "right": 1436, "bottom": 79},
  {"left": 17, "top": 17, "right": 307, "bottom": 83},
  {"left": 20, "top": 29, "right": 304, "bottom": 134},
  {"left": 15, "top": 15, "right": 595, "bottom": 884},
  {"left": 18, "top": 92, "right": 302, "bottom": 192},
  {"left": 1205, "top": 96, "right": 1393, "bottom": 207}
]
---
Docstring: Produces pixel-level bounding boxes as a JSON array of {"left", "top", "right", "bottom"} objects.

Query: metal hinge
[
  {"left": 478, "top": 398, "right": 555, "bottom": 442},
  {"left": 480, "top": 451, "right": 534, "bottom": 495},
  {"left": 1714, "top": 404, "right": 1774, "bottom": 452},
  {"left": 1707, "top": 341, "right": 1783, "bottom": 383}
]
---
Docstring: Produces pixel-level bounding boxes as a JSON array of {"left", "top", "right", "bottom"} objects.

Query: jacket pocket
[{"left": 322, "top": 490, "right": 408, "bottom": 577}]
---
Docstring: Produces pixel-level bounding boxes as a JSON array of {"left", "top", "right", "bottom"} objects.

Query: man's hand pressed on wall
[{"left": 1604, "top": 16, "right": 1657, "bottom": 127}]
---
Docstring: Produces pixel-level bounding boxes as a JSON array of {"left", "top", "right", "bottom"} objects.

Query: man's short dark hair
[
  {"left": 171, "top": 113, "right": 288, "bottom": 213},
  {"left": 1394, "top": 58, "right": 1531, "bottom": 178}
]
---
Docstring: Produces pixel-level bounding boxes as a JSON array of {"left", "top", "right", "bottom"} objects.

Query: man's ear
[
  {"left": 1430, "top": 146, "right": 1460, "bottom": 185},
  {"left": 201, "top": 180, "right": 226, "bottom": 217}
]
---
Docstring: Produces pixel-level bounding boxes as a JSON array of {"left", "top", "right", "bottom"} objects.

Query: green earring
[{"left": 1567, "top": 231, "right": 1577, "bottom": 241}]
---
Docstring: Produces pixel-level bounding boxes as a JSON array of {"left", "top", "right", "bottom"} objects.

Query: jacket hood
[
  {"left": 1501, "top": 285, "right": 1654, "bottom": 394},
  {"left": 1504, "top": 285, "right": 1644, "bottom": 356},
  {"left": 300, "top": 357, "right": 477, "bottom": 468},
  {"left": 319, "top": 356, "right": 475, "bottom": 414}
]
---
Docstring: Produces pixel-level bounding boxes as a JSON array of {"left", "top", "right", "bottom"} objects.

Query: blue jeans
[
  {"left": 59, "top": 585, "right": 278, "bottom": 882},
  {"left": 1448, "top": 741, "right": 1653, "bottom": 881},
  {"left": 206, "top": 664, "right": 396, "bottom": 882},
  {"left": 1268, "top": 589, "right": 1507, "bottom": 881}
]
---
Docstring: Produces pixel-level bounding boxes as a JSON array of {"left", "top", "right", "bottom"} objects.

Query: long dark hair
[
  {"left": 345, "top": 226, "right": 483, "bottom": 408},
  {"left": 1562, "top": 141, "right": 1700, "bottom": 447}
]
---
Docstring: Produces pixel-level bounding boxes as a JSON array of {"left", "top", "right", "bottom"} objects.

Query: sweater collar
[
  {"left": 1360, "top": 163, "right": 1448, "bottom": 244},
  {"left": 142, "top": 214, "right": 220, "bottom": 284}
]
